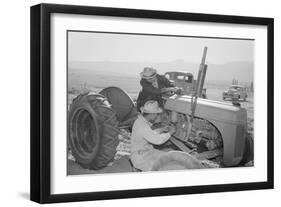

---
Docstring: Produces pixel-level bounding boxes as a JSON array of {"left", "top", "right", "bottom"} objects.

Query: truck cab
[
  {"left": 165, "top": 71, "right": 207, "bottom": 98},
  {"left": 165, "top": 72, "right": 195, "bottom": 95}
]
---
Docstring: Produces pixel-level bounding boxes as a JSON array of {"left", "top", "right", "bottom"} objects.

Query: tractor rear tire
[{"left": 68, "top": 92, "right": 120, "bottom": 170}]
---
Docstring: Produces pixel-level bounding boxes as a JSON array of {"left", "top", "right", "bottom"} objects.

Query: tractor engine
[
  {"left": 163, "top": 94, "right": 248, "bottom": 166},
  {"left": 164, "top": 110, "right": 223, "bottom": 152}
]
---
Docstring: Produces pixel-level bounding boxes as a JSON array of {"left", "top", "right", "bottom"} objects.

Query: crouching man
[
  {"left": 130, "top": 100, "right": 176, "bottom": 171},
  {"left": 130, "top": 100, "right": 213, "bottom": 171}
]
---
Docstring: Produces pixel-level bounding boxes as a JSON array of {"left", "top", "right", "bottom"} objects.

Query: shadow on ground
[{"left": 67, "top": 155, "right": 134, "bottom": 175}]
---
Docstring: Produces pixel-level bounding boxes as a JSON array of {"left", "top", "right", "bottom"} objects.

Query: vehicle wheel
[
  {"left": 240, "top": 134, "right": 254, "bottom": 166},
  {"left": 99, "top": 87, "right": 138, "bottom": 128},
  {"left": 68, "top": 92, "right": 120, "bottom": 170}
]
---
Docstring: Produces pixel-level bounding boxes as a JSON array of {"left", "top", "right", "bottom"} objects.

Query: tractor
[{"left": 68, "top": 47, "right": 253, "bottom": 170}]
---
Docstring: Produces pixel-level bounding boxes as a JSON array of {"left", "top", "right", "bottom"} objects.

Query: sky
[{"left": 68, "top": 31, "right": 254, "bottom": 64}]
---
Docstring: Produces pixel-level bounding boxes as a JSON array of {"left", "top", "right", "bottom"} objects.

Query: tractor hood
[{"left": 164, "top": 95, "right": 247, "bottom": 125}]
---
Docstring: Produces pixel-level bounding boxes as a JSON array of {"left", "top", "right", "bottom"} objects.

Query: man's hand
[
  {"left": 161, "top": 87, "right": 176, "bottom": 92},
  {"left": 170, "top": 87, "right": 180, "bottom": 92},
  {"left": 153, "top": 124, "right": 176, "bottom": 135},
  {"left": 160, "top": 87, "right": 171, "bottom": 93},
  {"left": 168, "top": 125, "right": 176, "bottom": 135},
  {"left": 161, "top": 87, "right": 180, "bottom": 93},
  {"left": 156, "top": 126, "right": 169, "bottom": 133}
]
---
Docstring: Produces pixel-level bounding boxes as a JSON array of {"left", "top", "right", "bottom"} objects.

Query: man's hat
[
  {"left": 140, "top": 100, "right": 163, "bottom": 114},
  {"left": 140, "top": 67, "right": 157, "bottom": 80}
]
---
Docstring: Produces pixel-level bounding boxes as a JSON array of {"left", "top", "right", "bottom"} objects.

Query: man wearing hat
[
  {"left": 130, "top": 100, "right": 215, "bottom": 171},
  {"left": 130, "top": 100, "right": 176, "bottom": 171},
  {"left": 136, "top": 67, "right": 179, "bottom": 110}
]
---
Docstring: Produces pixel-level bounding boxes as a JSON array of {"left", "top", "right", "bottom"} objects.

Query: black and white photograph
[
  {"left": 29, "top": 3, "right": 274, "bottom": 204},
  {"left": 0, "top": 0, "right": 279, "bottom": 205},
  {"left": 67, "top": 31, "right": 254, "bottom": 175}
]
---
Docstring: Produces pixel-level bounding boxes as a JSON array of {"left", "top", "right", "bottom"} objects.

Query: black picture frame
[{"left": 30, "top": 3, "right": 274, "bottom": 204}]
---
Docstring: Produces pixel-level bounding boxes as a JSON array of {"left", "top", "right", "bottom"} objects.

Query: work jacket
[
  {"left": 136, "top": 74, "right": 174, "bottom": 110},
  {"left": 130, "top": 115, "right": 171, "bottom": 171},
  {"left": 131, "top": 115, "right": 171, "bottom": 153}
]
